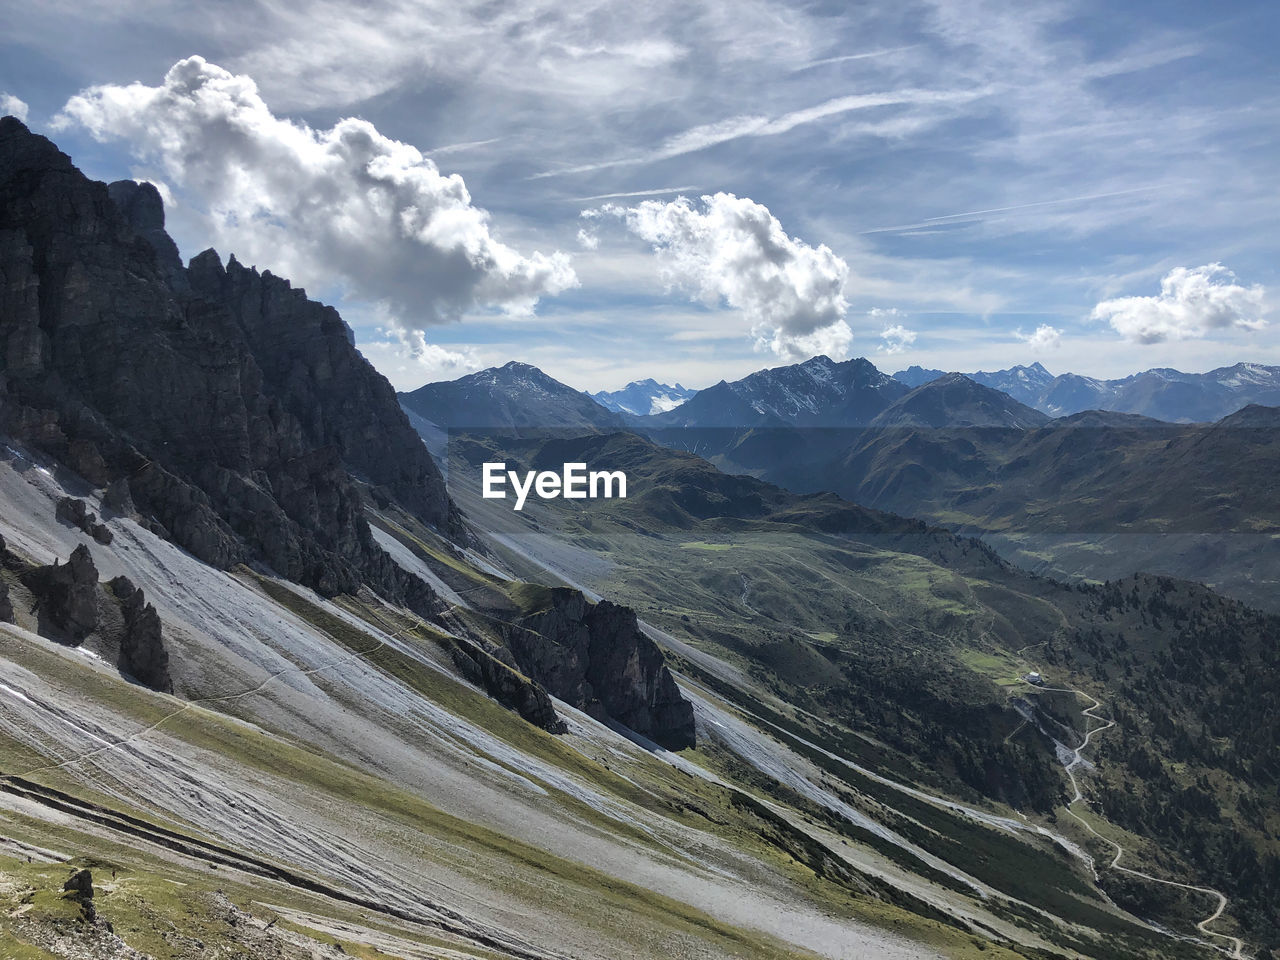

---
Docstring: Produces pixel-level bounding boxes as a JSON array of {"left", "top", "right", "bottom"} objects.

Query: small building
[{"left": 1027, "top": 672, "right": 1044, "bottom": 686}]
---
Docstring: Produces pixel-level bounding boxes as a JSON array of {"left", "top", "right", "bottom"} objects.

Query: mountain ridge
[{"left": 894, "top": 361, "right": 1280, "bottom": 422}]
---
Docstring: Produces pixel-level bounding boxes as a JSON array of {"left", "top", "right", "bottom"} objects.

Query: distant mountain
[
  {"left": 591, "top": 378, "right": 697, "bottom": 416},
  {"left": 762, "top": 400, "right": 1280, "bottom": 612},
  {"left": 399, "top": 361, "right": 624, "bottom": 431},
  {"left": 1057, "top": 363, "right": 1280, "bottom": 421},
  {"left": 894, "top": 361, "right": 1280, "bottom": 423},
  {"left": 891, "top": 365, "right": 946, "bottom": 388},
  {"left": 642, "top": 355, "right": 909, "bottom": 428},
  {"left": 870, "top": 374, "right": 1051, "bottom": 429}
]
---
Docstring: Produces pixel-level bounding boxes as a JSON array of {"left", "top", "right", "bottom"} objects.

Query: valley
[{"left": 0, "top": 110, "right": 1275, "bottom": 960}]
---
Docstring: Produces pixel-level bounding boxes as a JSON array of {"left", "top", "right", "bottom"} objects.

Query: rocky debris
[
  {"left": 108, "top": 575, "right": 172, "bottom": 692},
  {"left": 55, "top": 495, "right": 113, "bottom": 544},
  {"left": 22, "top": 544, "right": 100, "bottom": 642},
  {"left": 505, "top": 588, "right": 695, "bottom": 749}
]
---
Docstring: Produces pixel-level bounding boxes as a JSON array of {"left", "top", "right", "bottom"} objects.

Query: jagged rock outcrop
[
  {"left": 0, "top": 534, "right": 12, "bottom": 623},
  {"left": 187, "top": 250, "right": 459, "bottom": 536},
  {"left": 22, "top": 544, "right": 100, "bottom": 642},
  {"left": 106, "top": 180, "right": 188, "bottom": 293},
  {"left": 55, "top": 496, "right": 112, "bottom": 544},
  {"left": 504, "top": 588, "right": 695, "bottom": 749},
  {"left": 0, "top": 117, "right": 456, "bottom": 612},
  {"left": 108, "top": 575, "right": 172, "bottom": 692},
  {"left": 61, "top": 867, "right": 96, "bottom": 921},
  {"left": 15, "top": 543, "right": 173, "bottom": 691},
  {"left": 446, "top": 633, "right": 565, "bottom": 733}
]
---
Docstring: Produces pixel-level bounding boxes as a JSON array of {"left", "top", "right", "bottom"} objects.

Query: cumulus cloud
[
  {"left": 398, "top": 330, "right": 482, "bottom": 376},
  {"left": 1, "top": 93, "right": 29, "bottom": 122},
  {"left": 592, "top": 192, "right": 851, "bottom": 361},
  {"left": 1091, "top": 264, "right": 1266, "bottom": 344},
  {"left": 1015, "top": 323, "right": 1062, "bottom": 351},
  {"left": 53, "top": 57, "right": 576, "bottom": 330},
  {"left": 872, "top": 310, "right": 917, "bottom": 354}
]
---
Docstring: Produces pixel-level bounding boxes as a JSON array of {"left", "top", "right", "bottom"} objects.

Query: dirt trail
[{"left": 1021, "top": 678, "right": 1246, "bottom": 959}]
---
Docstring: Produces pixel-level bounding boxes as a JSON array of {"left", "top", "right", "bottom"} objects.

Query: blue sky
[{"left": 1, "top": 0, "right": 1277, "bottom": 391}]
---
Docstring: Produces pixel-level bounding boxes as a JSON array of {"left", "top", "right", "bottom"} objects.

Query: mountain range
[
  {"left": 590, "top": 378, "right": 697, "bottom": 416},
  {"left": 3, "top": 117, "right": 1277, "bottom": 959},
  {"left": 895, "top": 361, "right": 1280, "bottom": 422}
]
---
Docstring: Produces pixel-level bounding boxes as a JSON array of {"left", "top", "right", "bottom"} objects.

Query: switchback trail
[{"left": 1021, "top": 679, "right": 1246, "bottom": 959}]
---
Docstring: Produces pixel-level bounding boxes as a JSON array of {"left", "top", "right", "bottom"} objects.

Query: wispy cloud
[
  {"left": 860, "top": 187, "right": 1166, "bottom": 235},
  {"left": 793, "top": 46, "right": 918, "bottom": 72},
  {"left": 533, "top": 86, "right": 991, "bottom": 178},
  {"left": 572, "top": 186, "right": 701, "bottom": 202}
]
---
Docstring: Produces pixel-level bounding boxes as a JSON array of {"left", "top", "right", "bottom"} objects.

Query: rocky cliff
[
  {"left": 0, "top": 119, "right": 695, "bottom": 742},
  {"left": 0, "top": 117, "right": 455, "bottom": 610},
  {"left": 504, "top": 588, "right": 695, "bottom": 749},
  {"left": 9, "top": 539, "right": 172, "bottom": 692}
]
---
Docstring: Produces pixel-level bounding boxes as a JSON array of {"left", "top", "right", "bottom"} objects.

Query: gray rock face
[
  {"left": 23, "top": 544, "right": 100, "bottom": 642},
  {"left": 0, "top": 534, "right": 12, "bottom": 623},
  {"left": 187, "top": 251, "right": 460, "bottom": 539},
  {"left": 0, "top": 117, "right": 456, "bottom": 612},
  {"left": 55, "top": 496, "right": 112, "bottom": 544},
  {"left": 15, "top": 543, "right": 173, "bottom": 691},
  {"left": 506, "top": 588, "right": 695, "bottom": 749},
  {"left": 446, "top": 632, "right": 565, "bottom": 733},
  {"left": 106, "top": 179, "right": 189, "bottom": 293},
  {"left": 108, "top": 575, "right": 172, "bottom": 692}
]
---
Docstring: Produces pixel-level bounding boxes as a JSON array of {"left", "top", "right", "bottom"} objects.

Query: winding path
[{"left": 1022, "top": 678, "right": 1246, "bottom": 958}]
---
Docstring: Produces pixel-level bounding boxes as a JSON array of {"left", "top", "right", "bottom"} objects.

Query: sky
[{"left": 1, "top": 0, "right": 1277, "bottom": 392}]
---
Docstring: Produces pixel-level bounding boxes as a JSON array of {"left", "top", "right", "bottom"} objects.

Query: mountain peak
[
  {"left": 402, "top": 363, "right": 624, "bottom": 430},
  {"left": 642, "top": 355, "right": 907, "bottom": 427},
  {"left": 873, "top": 373, "right": 1050, "bottom": 428},
  {"left": 591, "top": 378, "right": 698, "bottom": 416}
]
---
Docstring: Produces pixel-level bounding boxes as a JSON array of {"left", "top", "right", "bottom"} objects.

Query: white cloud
[
  {"left": 54, "top": 57, "right": 576, "bottom": 332},
  {"left": 576, "top": 228, "right": 599, "bottom": 250},
  {"left": 1091, "top": 264, "right": 1266, "bottom": 344},
  {"left": 537, "top": 87, "right": 988, "bottom": 178},
  {"left": 1, "top": 93, "right": 29, "bottom": 122},
  {"left": 594, "top": 192, "right": 851, "bottom": 361},
  {"left": 874, "top": 310, "right": 917, "bottom": 354},
  {"left": 397, "top": 330, "right": 482, "bottom": 376},
  {"left": 1015, "top": 323, "right": 1062, "bottom": 351}
]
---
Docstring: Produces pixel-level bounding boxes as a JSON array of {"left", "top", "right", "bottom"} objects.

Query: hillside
[
  {"left": 752, "top": 404, "right": 1280, "bottom": 612},
  {"left": 2, "top": 118, "right": 1274, "bottom": 960},
  {"left": 446, "top": 429, "right": 1280, "bottom": 954}
]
